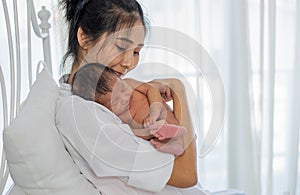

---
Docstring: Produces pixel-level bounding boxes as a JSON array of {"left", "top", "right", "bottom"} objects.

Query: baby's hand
[
  {"left": 143, "top": 116, "right": 156, "bottom": 128},
  {"left": 148, "top": 80, "right": 172, "bottom": 102},
  {"left": 149, "top": 102, "right": 166, "bottom": 121},
  {"left": 143, "top": 102, "right": 167, "bottom": 128},
  {"left": 143, "top": 102, "right": 166, "bottom": 128}
]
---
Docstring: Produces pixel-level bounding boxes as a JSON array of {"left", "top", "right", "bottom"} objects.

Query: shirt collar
[
  {"left": 59, "top": 74, "right": 72, "bottom": 97},
  {"left": 59, "top": 74, "right": 123, "bottom": 123}
]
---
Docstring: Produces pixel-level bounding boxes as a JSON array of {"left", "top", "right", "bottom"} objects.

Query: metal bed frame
[{"left": 0, "top": 0, "right": 52, "bottom": 193}]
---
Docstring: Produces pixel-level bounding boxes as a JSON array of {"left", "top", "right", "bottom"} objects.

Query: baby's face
[{"left": 101, "top": 77, "right": 133, "bottom": 116}]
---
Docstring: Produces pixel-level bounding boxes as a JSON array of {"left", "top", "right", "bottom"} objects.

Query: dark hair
[
  {"left": 72, "top": 63, "right": 117, "bottom": 102},
  {"left": 59, "top": 0, "right": 149, "bottom": 69}
]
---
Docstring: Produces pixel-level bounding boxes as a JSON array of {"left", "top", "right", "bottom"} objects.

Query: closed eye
[
  {"left": 111, "top": 98, "right": 118, "bottom": 106},
  {"left": 115, "top": 44, "right": 126, "bottom": 52}
]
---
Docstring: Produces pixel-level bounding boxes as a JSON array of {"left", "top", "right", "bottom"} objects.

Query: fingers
[
  {"left": 148, "top": 119, "right": 165, "bottom": 131},
  {"left": 160, "top": 87, "right": 172, "bottom": 102},
  {"left": 143, "top": 102, "right": 167, "bottom": 128},
  {"left": 143, "top": 117, "right": 150, "bottom": 128},
  {"left": 143, "top": 116, "right": 156, "bottom": 128},
  {"left": 163, "top": 88, "right": 172, "bottom": 102},
  {"left": 149, "top": 80, "right": 173, "bottom": 102},
  {"left": 149, "top": 102, "right": 166, "bottom": 122}
]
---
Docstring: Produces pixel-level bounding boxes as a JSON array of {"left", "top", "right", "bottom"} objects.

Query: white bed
[{"left": 0, "top": 1, "right": 246, "bottom": 194}]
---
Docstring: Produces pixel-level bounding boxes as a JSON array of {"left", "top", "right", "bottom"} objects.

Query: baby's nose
[{"left": 121, "top": 96, "right": 129, "bottom": 105}]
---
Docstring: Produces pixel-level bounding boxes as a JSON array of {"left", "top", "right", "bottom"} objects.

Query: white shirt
[{"left": 55, "top": 75, "right": 207, "bottom": 195}]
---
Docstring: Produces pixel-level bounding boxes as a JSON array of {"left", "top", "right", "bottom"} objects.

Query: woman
[{"left": 56, "top": 0, "right": 199, "bottom": 194}]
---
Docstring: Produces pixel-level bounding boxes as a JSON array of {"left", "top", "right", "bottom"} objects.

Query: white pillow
[{"left": 3, "top": 69, "right": 100, "bottom": 195}]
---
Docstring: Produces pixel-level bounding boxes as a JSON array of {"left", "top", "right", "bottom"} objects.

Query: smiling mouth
[{"left": 113, "top": 71, "right": 123, "bottom": 78}]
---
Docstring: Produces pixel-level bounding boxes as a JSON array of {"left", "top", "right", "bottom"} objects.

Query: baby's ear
[
  {"left": 77, "top": 27, "right": 90, "bottom": 49},
  {"left": 94, "top": 93, "right": 103, "bottom": 104}
]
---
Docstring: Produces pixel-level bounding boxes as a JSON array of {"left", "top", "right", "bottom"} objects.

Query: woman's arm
[{"left": 151, "top": 79, "right": 198, "bottom": 188}]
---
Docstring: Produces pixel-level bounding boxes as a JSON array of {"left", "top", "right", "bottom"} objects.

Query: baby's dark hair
[
  {"left": 72, "top": 63, "right": 117, "bottom": 102},
  {"left": 59, "top": 0, "right": 149, "bottom": 68}
]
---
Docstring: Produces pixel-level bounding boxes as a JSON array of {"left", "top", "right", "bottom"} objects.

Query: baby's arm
[
  {"left": 124, "top": 78, "right": 165, "bottom": 126},
  {"left": 118, "top": 109, "right": 142, "bottom": 128},
  {"left": 118, "top": 109, "right": 155, "bottom": 140}
]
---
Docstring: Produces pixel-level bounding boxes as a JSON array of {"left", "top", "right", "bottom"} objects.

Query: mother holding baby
[{"left": 55, "top": 0, "right": 201, "bottom": 194}]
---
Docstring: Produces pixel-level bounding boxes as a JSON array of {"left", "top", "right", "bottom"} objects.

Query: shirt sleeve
[{"left": 56, "top": 96, "right": 174, "bottom": 192}]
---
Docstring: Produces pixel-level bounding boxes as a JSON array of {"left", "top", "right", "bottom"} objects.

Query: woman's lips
[{"left": 113, "top": 70, "right": 125, "bottom": 78}]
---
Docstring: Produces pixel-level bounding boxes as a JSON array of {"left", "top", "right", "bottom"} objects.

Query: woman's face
[{"left": 83, "top": 20, "right": 145, "bottom": 77}]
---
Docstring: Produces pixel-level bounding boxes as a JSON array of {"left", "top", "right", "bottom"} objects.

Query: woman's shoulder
[{"left": 56, "top": 95, "right": 123, "bottom": 124}]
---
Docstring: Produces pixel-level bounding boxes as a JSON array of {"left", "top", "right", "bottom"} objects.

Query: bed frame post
[{"left": 38, "top": 6, "right": 52, "bottom": 75}]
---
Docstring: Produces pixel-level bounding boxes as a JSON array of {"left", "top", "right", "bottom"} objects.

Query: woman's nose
[{"left": 120, "top": 50, "right": 134, "bottom": 69}]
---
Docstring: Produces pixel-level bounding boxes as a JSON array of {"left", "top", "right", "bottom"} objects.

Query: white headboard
[{"left": 0, "top": 0, "right": 52, "bottom": 193}]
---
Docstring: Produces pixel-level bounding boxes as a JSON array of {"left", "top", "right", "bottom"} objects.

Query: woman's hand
[
  {"left": 148, "top": 80, "right": 172, "bottom": 102},
  {"left": 152, "top": 78, "right": 198, "bottom": 187}
]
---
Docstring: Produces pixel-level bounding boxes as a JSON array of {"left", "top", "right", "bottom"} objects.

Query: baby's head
[{"left": 72, "top": 63, "right": 133, "bottom": 116}]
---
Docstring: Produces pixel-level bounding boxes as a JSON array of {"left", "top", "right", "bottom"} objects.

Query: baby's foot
[
  {"left": 150, "top": 124, "right": 186, "bottom": 140},
  {"left": 150, "top": 138, "right": 184, "bottom": 156}
]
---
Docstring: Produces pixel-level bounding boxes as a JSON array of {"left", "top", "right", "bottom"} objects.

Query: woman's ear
[{"left": 77, "top": 27, "right": 90, "bottom": 49}]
